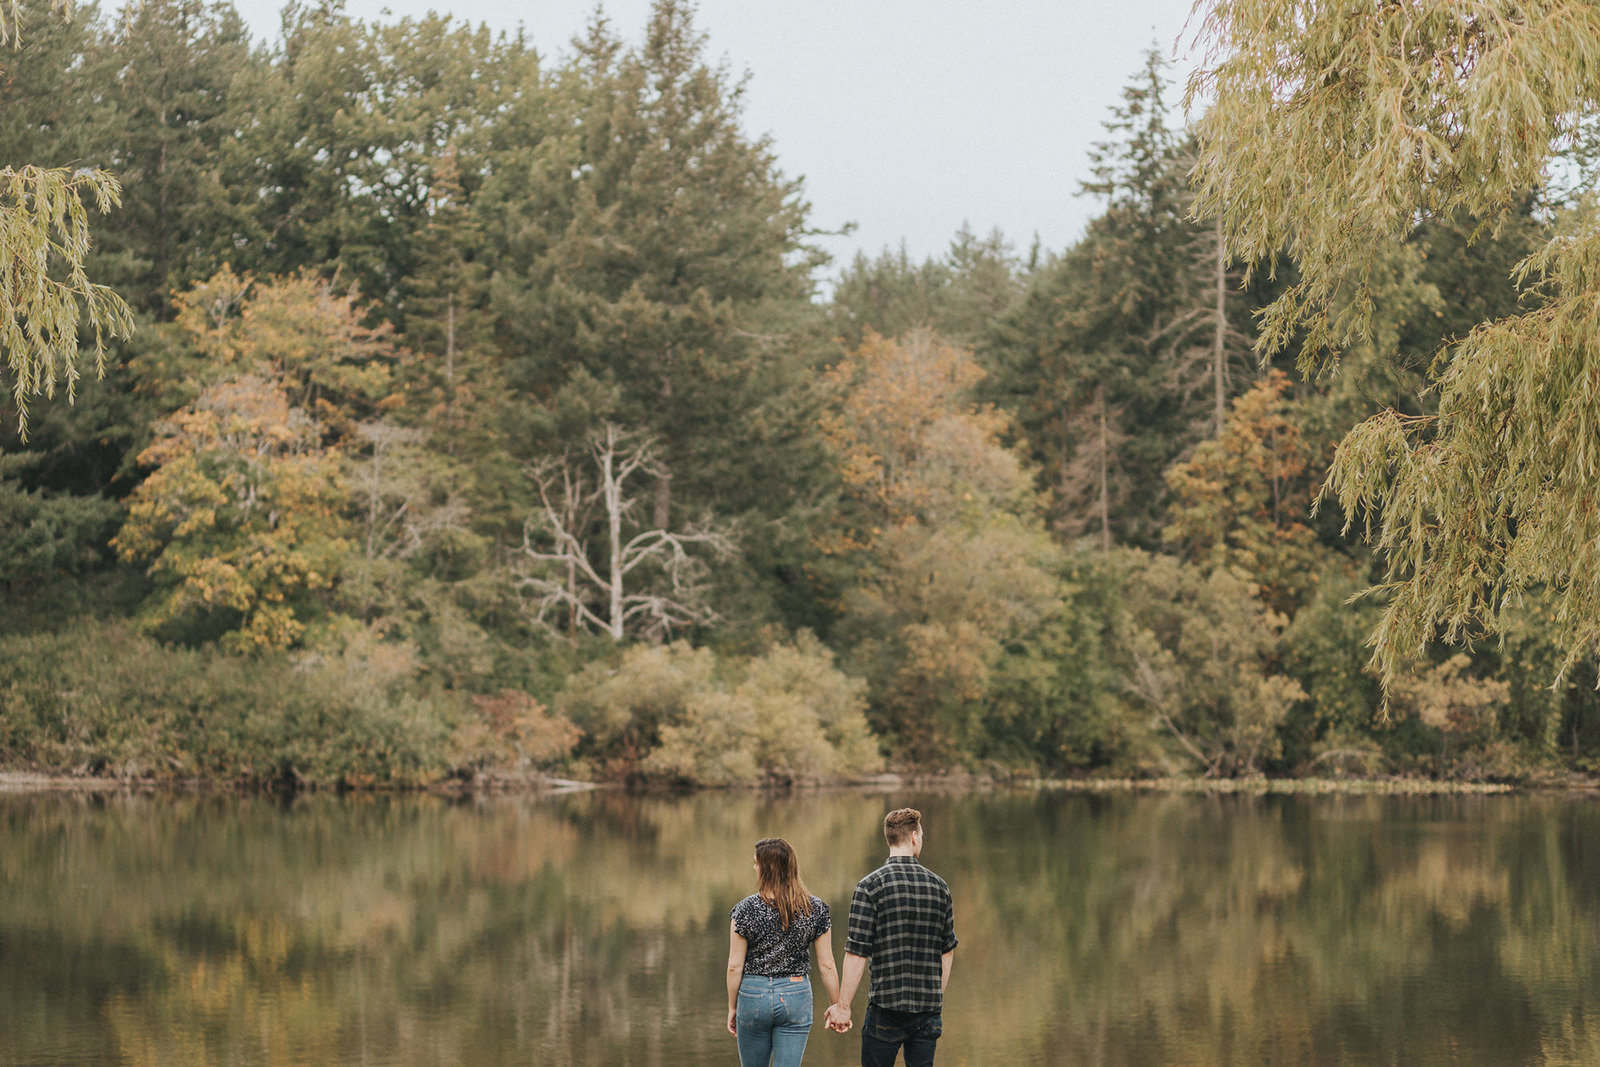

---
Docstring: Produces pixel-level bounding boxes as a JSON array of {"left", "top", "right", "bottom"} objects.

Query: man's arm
[
  {"left": 827, "top": 952, "right": 867, "bottom": 1032},
  {"left": 827, "top": 880, "right": 875, "bottom": 1033},
  {"left": 938, "top": 882, "right": 957, "bottom": 995},
  {"left": 839, "top": 951, "right": 867, "bottom": 1006}
]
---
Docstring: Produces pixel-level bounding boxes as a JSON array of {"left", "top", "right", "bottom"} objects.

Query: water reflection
[{"left": 2, "top": 790, "right": 1598, "bottom": 1064}]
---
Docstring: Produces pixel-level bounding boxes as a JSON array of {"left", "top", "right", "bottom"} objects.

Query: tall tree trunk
[
  {"left": 445, "top": 297, "right": 456, "bottom": 453},
  {"left": 1059, "top": 412, "right": 1071, "bottom": 532},
  {"left": 1214, "top": 216, "right": 1228, "bottom": 436},
  {"left": 567, "top": 556, "right": 578, "bottom": 636},
  {"left": 653, "top": 368, "right": 672, "bottom": 529},
  {"left": 1270, "top": 420, "right": 1283, "bottom": 530},
  {"left": 365, "top": 441, "right": 382, "bottom": 561},
  {"left": 565, "top": 449, "right": 578, "bottom": 635},
  {"left": 1097, "top": 386, "right": 1111, "bottom": 554},
  {"left": 602, "top": 431, "right": 625, "bottom": 640}
]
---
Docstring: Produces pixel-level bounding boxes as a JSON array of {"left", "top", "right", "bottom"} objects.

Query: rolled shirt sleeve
[
  {"left": 845, "top": 879, "right": 875, "bottom": 957},
  {"left": 940, "top": 893, "right": 958, "bottom": 954}
]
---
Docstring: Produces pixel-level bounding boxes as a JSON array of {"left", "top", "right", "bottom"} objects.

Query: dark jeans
[{"left": 860, "top": 1003, "right": 942, "bottom": 1067}]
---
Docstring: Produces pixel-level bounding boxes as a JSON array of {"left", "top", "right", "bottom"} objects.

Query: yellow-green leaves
[
  {"left": 554, "top": 637, "right": 881, "bottom": 785},
  {"left": 1163, "top": 372, "right": 1324, "bottom": 616},
  {"left": 113, "top": 270, "right": 400, "bottom": 652},
  {"left": 822, "top": 330, "right": 1064, "bottom": 762},
  {"left": 0, "top": 165, "right": 134, "bottom": 435},
  {"left": 113, "top": 374, "right": 350, "bottom": 652},
  {"left": 1189, "top": 0, "right": 1600, "bottom": 371},
  {"left": 1196, "top": 1, "right": 1600, "bottom": 693},
  {"left": 1325, "top": 211, "right": 1600, "bottom": 689},
  {"left": 0, "top": 0, "right": 68, "bottom": 48}
]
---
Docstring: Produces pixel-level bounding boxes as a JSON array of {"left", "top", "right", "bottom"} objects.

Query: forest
[{"left": 4, "top": 0, "right": 1599, "bottom": 788}]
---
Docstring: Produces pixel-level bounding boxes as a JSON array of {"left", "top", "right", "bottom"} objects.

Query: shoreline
[
  {"left": 0, "top": 770, "right": 1589, "bottom": 797},
  {"left": 0, "top": 771, "right": 603, "bottom": 795}
]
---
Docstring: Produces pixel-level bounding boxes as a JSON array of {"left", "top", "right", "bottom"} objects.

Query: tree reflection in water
[{"left": 1, "top": 790, "right": 1597, "bottom": 1065}]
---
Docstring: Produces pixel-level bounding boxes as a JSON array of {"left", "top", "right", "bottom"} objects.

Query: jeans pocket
[
  {"left": 778, "top": 985, "right": 812, "bottom": 1026},
  {"left": 737, "top": 990, "right": 765, "bottom": 1029},
  {"left": 865, "top": 1008, "right": 910, "bottom": 1044},
  {"left": 918, "top": 1012, "right": 943, "bottom": 1040}
]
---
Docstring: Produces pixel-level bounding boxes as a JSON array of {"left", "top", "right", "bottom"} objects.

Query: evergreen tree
[
  {"left": 0, "top": 0, "right": 96, "bottom": 166},
  {"left": 398, "top": 147, "right": 494, "bottom": 448},
  {"left": 987, "top": 51, "right": 1236, "bottom": 546},
  {"left": 485, "top": 0, "right": 819, "bottom": 528},
  {"left": 828, "top": 226, "right": 1023, "bottom": 351},
  {"left": 86, "top": 0, "right": 255, "bottom": 314},
  {"left": 235, "top": 7, "right": 537, "bottom": 308}
]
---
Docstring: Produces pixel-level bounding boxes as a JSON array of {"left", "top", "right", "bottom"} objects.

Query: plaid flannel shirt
[{"left": 845, "top": 855, "right": 958, "bottom": 1012}]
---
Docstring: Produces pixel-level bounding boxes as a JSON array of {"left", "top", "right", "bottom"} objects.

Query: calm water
[{"left": 3, "top": 788, "right": 1600, "bottom": 1065}]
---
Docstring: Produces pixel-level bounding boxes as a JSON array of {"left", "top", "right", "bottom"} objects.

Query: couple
[{"left": 726, "top": 807, "right": 957, "bottom": 1067}]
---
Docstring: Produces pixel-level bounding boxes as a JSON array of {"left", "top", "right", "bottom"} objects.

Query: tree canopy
[
  {"left": 1191, "top": 0, "right": 1600, "bottom": 690},
  {"left": 5, "top": 0, "right": 1600, "bottom": 787}
]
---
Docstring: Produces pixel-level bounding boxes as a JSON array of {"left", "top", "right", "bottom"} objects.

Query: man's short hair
[{"left": 883, "top": 807, "right": 922, "bottom": 846}]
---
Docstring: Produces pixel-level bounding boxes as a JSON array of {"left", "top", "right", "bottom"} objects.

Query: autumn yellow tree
[
  {"left": 114, "top": 374, "right": 349, "bottom": 650},
  {"left": 115, "top": 271, "right": 400, "bottom": 650},
  {"left": 169, "top": 267, "right": 397, "bottom": 438},
  {"left": 822, "top": 329, "right": 1061, "bottom": 762},
  {"left": 1163, "top": 371, "right": 1326, "bottom": 616}
]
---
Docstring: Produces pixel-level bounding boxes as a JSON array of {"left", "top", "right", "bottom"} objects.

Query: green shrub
[
  {"left": 0, "top": 618, "right": 546, "bottom": 787},
  {"left": 556, "top": 633, "right": 882, "bottom": 785}
]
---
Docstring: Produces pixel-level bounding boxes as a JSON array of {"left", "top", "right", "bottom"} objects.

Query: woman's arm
[
  {"left": 813, "top": 928, "right": 842, "bottom": 1007},
  {"left": 726, "top": 919, "right": 748, "bottom": 1035}
]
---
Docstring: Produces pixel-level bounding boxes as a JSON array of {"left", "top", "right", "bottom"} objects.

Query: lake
[{"left": 2, "top": 788, "right": 1598, "bottom": 1065}]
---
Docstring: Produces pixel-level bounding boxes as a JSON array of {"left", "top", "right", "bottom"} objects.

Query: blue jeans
[
  {"left": 736, "top": 974, "right": 813, "bottom": 1067},
  {"left": 860, "top": 1003, "right": 942, "bottom": 1067}
]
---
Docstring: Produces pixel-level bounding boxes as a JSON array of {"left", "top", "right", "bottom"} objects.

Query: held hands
[{"left": 824, "top": 1002, "right": 852, "bottom": 1033}]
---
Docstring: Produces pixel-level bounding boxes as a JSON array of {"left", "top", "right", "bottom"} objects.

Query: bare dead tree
[{"left": 518, "top": 423, "right": 735, "bottom": 642}]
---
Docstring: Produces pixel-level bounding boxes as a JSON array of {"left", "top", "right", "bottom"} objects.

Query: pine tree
[
  {"left": 486, "top": 0, "right": 819, "bottom": 528},
  {"left": 987, "top": 51, "right": 1242, "bottom": 546},
  {"left": 398, "top": 146, "right": 494, "bottom": 448},
  {"left": 86, "top": 0, "right": 254, "bottom": 314}
]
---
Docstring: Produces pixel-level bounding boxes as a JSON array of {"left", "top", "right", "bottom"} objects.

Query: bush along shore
[{"left": 0, "top": 610, "right": 1590, "bottom": 794}]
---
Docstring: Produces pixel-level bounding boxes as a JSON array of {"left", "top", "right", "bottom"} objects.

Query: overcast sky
[{"left": 223, "top": 0, "right": 1206, "bottom": 275}]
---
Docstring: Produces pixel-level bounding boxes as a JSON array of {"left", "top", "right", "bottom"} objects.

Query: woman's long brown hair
[{"left": 755, "top": 838, "right": 813, "bottom": 930}]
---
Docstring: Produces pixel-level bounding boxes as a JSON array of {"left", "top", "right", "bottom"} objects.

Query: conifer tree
[
  {"left": 399, "top": 147, "right": 494, "bottom": 447},
  {"left": 989, "top": 51, "right": 1241, "bottom": 546},
  {"left": 828, "top": 226, "right": 1023, "bottom": 352},
  {"left": 487, "top": 0, "right": 818, "bottom": 527},
  {"left": 86, "top": 0, "right": 254, "bottom": 313}
]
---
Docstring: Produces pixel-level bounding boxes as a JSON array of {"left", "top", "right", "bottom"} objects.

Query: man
[{"left": 825, "top": 807, "right": 957, "bottom": 1066}]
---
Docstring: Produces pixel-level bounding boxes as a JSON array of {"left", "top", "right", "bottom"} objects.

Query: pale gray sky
[{"left": 227, "top": 0, "right": 1206, "bottom": 274}]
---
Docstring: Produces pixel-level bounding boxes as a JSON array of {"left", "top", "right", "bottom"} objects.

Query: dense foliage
[{"left": 3, "top": 0, "right": 1597, "bottom": 787}]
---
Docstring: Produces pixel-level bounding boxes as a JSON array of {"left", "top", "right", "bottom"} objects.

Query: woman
[{"left": 726, "top": 837, "right": 842, "bottom": 1067}]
